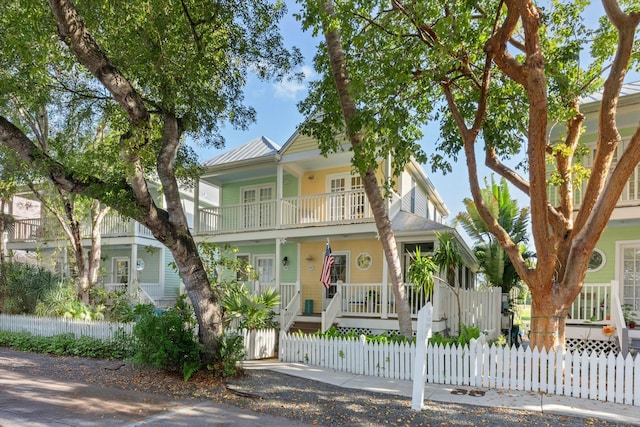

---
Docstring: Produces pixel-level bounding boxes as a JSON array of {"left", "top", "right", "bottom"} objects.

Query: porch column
[
  {"left": 194, "top": 179, "right": 200, "bottom": 233},
  {"left": 276, "top": 163, "right": 283, "bottom": 228},
  {"left": 381, "top": 249, "right": 389, "bottom": 319},
  {"left": 130, "top": 244, "right": 138, "bottom": 296},
  {"left": 275, "top": 237, "right": 283, "bottom": 288}
]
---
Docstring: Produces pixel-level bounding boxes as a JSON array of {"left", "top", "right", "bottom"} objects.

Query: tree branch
[{"left": 47, "top": 0, "right": 150, "bottom": 126}]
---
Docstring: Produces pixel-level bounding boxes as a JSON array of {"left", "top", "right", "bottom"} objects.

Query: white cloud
[{"left": 272, "top": 65, "right": 315, "bottom": 100}]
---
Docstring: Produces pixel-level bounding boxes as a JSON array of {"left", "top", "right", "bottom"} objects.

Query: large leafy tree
[
  {"left": 299, "top": 0, "right": 640, "bottom": 350},
  {"left": 456, "top": 176, "right": 533, "bottom": 293},
  {"left": 0, "top": 0, "right": 300, "bottom": 364}
]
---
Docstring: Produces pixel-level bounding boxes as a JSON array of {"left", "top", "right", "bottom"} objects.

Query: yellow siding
[
  {"left": 301, "top": 162, "right": 387, "bottom": 195},
  {"left": 286, "top": 134, "right": 320, "bottom": 154},
  {"left": 299, "top": 238, "right": 383, "bottom": 313}
]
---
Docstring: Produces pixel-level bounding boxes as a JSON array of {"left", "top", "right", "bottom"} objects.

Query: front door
[
  {"left": 323, "top": 253, "right": 348, "bottom": 308},
  {"left": 254, "top": 255, "right": 275, "bottom": 294}
]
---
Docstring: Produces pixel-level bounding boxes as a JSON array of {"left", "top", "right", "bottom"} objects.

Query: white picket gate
[{"left": 279, "top": 332, "right": 640, "bottom": 406}]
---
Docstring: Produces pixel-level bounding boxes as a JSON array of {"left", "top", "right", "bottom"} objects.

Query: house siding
[
  {"left": 163, "top": 249, "right": 181, "bottom": 297},
  {"left": 585, "top": 224, "right": 640, "bottom": 283},
  {"left": 300, "top": 239, "right": 384, "bottom": 312}
]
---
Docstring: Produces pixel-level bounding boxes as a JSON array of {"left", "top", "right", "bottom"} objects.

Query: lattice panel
[
  {"left": 566, "top": 338, "right": 619, "bottom": 355},
  {"left": 336, "top": 327, "right": 372, "bottom": 336}
]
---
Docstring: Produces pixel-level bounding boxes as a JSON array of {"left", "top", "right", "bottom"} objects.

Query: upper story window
[{"left": 241, "top": 184, "right": 275, "bottom": 228}]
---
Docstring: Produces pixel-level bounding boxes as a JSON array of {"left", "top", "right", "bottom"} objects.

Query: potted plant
[{"left": 622, "top": 304, "right": 637, "bottom": 328}]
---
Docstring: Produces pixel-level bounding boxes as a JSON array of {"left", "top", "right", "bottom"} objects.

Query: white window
[{"left": 622, "top": 245, "right": 640, "bottom": 311}]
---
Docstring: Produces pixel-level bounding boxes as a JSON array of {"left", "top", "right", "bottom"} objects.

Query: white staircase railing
[
  {"left": 610, "top": 280, "right": 629, "bottom": 355},
  {"left": 280, "top": 291, "right": 301, "bottom": 332},
  {"left": 321, "top": 289, "right": 342, "bottom": 332}
]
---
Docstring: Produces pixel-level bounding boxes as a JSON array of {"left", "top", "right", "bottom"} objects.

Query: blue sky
[{"left": 195, "top": 2, "right": 640, "bottom": 241}]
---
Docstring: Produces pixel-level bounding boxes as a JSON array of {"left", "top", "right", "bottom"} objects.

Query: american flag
[{"left": 320, "top": 242, "right": 335, "bottom": 289}]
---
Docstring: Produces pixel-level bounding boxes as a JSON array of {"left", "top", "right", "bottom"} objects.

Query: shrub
[
  {"left": 90, "top": 288, "right": 134, "bottom": 322},
  {"left": 130, "top": 297, "right": 202, "bottom": 379},
  {"left": 222, "top": 284, "right": 280, "bottom": 330},
  {"left": 210, "top": 331, "right": 245, "bottom": 378},
  {"left": 35, "top": 281, "right": 104, "bottom": 320},
  {"left": 0, "top": 330, "right": 133, "bottom": 360},
  {"left": 1, "top": 263, "right": 62, "bottom": 314}
]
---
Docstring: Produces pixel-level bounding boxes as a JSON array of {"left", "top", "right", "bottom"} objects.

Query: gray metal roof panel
[{"left": 202, "top": 136, "right": 280, "bottom": 166}]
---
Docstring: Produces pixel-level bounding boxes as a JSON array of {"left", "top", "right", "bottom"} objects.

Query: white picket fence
[
  {"left": 241, "top": 328, "right": 278, "bottom": 360},
  {"left": 0, "top": 314, "right": 133, "bottom": 340},
  {"left": 279, "top": 332, "right": 640, "bottom": 406},
  {"left": 0, "top": 314, "right": 276, "bottom": 361}
]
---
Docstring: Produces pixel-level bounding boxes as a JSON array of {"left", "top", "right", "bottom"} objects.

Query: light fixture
[
  {"left": 282, "top": 256, "right": 289, "bottom": 267},
  {"left": 306, "top": 255, "right": 313, "bottom": 261}
]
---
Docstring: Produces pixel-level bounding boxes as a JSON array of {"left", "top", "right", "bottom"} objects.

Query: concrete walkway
[{"left": 241, "top": 359, "right": 640, "bottom": 426}]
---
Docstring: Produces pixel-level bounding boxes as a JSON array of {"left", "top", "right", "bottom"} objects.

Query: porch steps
[
  {"left": 289, "top": 321, "right": 323, "bottom": 334},
  {"left": 288, "top": 315, "right": 336, "bottom": 334}
]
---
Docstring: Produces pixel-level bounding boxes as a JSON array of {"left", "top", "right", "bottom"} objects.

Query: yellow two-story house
[{"left": 194, "top": 130, "right": 484, "bottom": 335}]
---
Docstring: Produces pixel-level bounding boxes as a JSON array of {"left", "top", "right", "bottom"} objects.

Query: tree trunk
[
  {"left": 164, "top": 232, "right": 222, "bottom": 365},
  {"left": 321, "top": 0, "right": 413, "bottom": 337},
  {"left": 529, "top": 289, "right": 571, "bottom": 350},
  {"left": 0, "top": 199, "right": 6, "bottom": 267}
]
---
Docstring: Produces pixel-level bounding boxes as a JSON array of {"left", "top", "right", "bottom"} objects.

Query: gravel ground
[{"left": 0, "top": 347, "right": 630, "bottom": 426}]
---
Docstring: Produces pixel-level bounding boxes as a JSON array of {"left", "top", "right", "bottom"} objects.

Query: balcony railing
[
  {"left": 9, "top": 213, "right": 153, "bottom": 243},
  {"left": 548, "top": 163, "right": 640, "bottom": 208},
  {"left": 198, "top": 189, "right": 374, "bottom": 235}
]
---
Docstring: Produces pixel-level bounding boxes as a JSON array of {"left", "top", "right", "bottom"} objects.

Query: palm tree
[{"left": 455, "top": 176, "right": 534, "bottom": 294}]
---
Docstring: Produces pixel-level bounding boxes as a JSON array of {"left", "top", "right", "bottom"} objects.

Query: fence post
[{"left": 411, "top": 302, "right": 433, "bottom": 411}]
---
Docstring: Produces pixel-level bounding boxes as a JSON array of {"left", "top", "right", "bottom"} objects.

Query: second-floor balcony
[
  {"left": 198, "top": 189, "right": 377, "bottom": 234},
  {"left": 9, "top": 213, "right": 153, "bottom": 243}
]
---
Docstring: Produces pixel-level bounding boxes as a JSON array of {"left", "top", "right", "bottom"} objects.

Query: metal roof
[
  {"left": 391, "top": 211, "right": 452, "bottom": 233},
  {"left": 202, "top": 136, "right": 280, "bottom": 166},
  {"left": 581, "top": 81, "right": 640, "bottom": 104}
]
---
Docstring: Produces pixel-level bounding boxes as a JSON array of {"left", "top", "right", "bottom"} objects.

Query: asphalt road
[{"left": 0, "top": 362, "right": 313, "bottom": 427}]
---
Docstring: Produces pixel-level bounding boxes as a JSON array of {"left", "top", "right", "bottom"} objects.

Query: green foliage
[
  {"left": 314, "top": 327, "right": 414, "bottom": 345},
  {"left": 34, "top": 281, "right": 104, "bottom": 320},
  {"left": 131, "top": 297, "right": 201, "bottom": 379},
  {"left": 209, "top": 331, "right": 246, "bottom": 378},
  {"left": 0, "top": 263, "right": 62, "bottom": 314},
  {"left": 223, "top": 284, "right": 280, "bottom": 330},
  {"left": 433, "top": 233, "right": 463, "bottom": 288},
  {"left": 0, "top": 330, "right": 133, "bottom": 360},
  {"left": 90, "top": 288, "right": 135, "bottom": 322},
  {"left": 406, "top": 248, "right": 438, "bottom": 298},
  {"left": 428, "top": 324, "right": 481, "bottom": 348},
  {"left": 455, "top": 176, "right": 535, "bottom": 293}
]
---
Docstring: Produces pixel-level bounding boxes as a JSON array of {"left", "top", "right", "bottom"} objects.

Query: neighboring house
[
  {"left": 5, "top": 183, "right": 218, "bottom": 307},
  {"left": 194, "top": 133, "right": 482, "bottom": 335},
  {"left": 548, "top": 81, "right": 640, "bottom": 352}
]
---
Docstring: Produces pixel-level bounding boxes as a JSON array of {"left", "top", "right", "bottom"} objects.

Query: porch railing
[
  {"left": 568, "top": 283, "right": 611, "bottom": 323},
  {"left": 197, "top": 189, "right": 376, "bottom": 235},
  {"left": 281, "top": 189, "right": 373, "bottom": 227},
  {"left": 9, "top": 213, "right": 153, "bottom": 243},
  {"left": 198, "top": 200, "right": 277, "bottom": 233}
]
